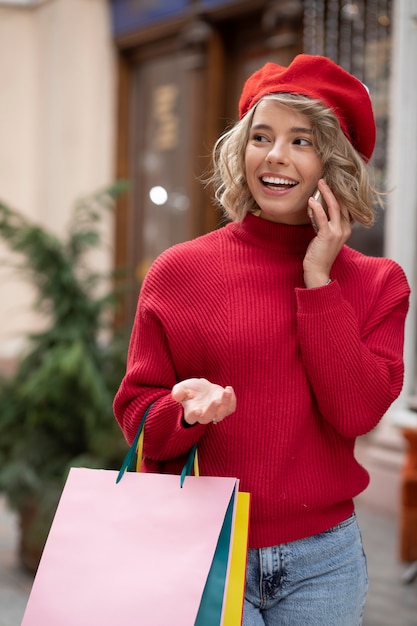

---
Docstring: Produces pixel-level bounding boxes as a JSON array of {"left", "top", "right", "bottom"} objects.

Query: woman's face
[{"left": 245, "top": 99, "right": 323, "bottom": 224}]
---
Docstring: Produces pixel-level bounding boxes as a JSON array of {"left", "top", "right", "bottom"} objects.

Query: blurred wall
[{"left": 0, "top": 0, "right": 117, "bottom": 370}]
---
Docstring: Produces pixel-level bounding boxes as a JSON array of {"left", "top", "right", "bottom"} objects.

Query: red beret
[{"left": 238, "top": 54, "right": 376, "bottom": 162}]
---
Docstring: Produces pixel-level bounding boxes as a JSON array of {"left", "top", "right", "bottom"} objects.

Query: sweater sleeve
[
  {"left": 113, "top": 268, "right": 206, "bottom": 457},
  {"left": 295, "top": 260, "right": 410, "bottom": 437}
]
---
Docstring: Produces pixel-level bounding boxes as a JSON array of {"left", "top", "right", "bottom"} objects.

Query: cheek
[
  {"left": 309, "top": 154, "right": 324, "bottom": 177},
  {"left": 244, "top": 155, "right": 258, "bottom": 195},
  {"left": 244, "top": 148, "right": 259, "bottom": 178}
]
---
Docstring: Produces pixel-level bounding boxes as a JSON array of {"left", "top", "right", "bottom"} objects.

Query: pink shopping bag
[{"left": 21, "top": 467, "right": 244, "bottom": 626}]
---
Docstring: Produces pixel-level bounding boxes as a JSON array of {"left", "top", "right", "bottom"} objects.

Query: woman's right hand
[{"left": 172, "top": 378, "right": 236, "bottom": 426}]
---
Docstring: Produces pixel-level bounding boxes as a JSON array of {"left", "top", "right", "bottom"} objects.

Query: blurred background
[{"left": 0, "top": 0, "right": 416, "bottom": 623}]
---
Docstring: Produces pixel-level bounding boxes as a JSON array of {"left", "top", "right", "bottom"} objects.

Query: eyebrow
[{"left": 250, "top": 124, "right": 313, "bottom": 134}]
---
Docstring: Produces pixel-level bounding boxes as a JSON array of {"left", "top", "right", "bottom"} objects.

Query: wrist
[{"left": 304, "top": 274, "right": 332, "bottom": 289}]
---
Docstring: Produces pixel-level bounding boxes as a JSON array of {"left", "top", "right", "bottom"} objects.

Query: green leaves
[{"left": 0, "top": 183, "right": 130, "bottom": 512}]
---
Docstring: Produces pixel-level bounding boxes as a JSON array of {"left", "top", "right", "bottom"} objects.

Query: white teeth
[{"left": 262, "top": 177, "right": 297, "bottom": 185}]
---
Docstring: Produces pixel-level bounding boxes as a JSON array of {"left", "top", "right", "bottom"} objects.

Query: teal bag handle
[
  {"left": 116, "top": 403, "right": 153, "bottom": 483},
  {"left": 116, "top": 403, "right": 197, "bottom": 488},
  {"left": 180, "top": 443, "right": 198, "bottom": 488}
]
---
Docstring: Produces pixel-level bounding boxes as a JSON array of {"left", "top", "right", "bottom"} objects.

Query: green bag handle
[{"left": 116, "top": 403, "right": 198, "bottom": 488}]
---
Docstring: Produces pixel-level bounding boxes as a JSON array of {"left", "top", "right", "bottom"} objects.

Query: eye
[
  {"left": 293, "top": 137, "right": 312, "bottom": 146},
  {"left": 251, "top": 132, "right": 269, "bottom": 143}
]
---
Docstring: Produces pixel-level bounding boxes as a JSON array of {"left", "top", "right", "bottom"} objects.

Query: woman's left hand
[{"left": 304, "top": 179, "right": 351, "bottom": 288}]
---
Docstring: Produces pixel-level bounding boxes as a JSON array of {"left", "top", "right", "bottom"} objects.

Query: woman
[{"left": 114, "top": 54, "right": 410, "bottom": 624}]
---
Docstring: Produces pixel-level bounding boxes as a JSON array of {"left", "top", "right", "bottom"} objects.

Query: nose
[{"left": 266, "top": 139, "right": 289, "bottom": 164}]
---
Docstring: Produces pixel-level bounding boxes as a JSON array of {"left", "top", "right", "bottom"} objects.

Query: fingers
[
  {"left": 208, "top": 386, "right": 236, "bottom": 425},
  {"left": 193, "top": 384, "right": 236, "bottom": 425},
  {"left": 171, "top": 382, "right": 193, "bottom": 403},
  {"left": 307, "top": 180, "right": 328, "bottom": 232},
  {"left": 311, "top": 179, "right": 350, "bottom": 229},
  {"left": 307, "top": 182, "right": 351, "bottom": 250},
  {"left": 172, "top": 379, "right": 236, "bottom": 426}
]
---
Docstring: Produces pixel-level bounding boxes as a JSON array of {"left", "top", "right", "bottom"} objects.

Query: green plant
[{"left": 0, "top": 183, "right": 131, "bottom": 569}]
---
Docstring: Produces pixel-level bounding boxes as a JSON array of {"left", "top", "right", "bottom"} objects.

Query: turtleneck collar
[{"left": 228, "top": 212, "right": 316, "bottom": 254}]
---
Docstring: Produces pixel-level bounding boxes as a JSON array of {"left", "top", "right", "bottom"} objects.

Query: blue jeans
[{"left": 243, "top": 513, "right": 368, "bottom": 625}]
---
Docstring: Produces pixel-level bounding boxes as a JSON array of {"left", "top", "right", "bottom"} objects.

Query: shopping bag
[
  {"left": 219, "top": 489, "right": 250, "bottom": 625},
  {"left": 115, "top": 402, "right": 250, "bottom": 624},
  {"left": 21, "top": 469, "right": 249, "bottom": 625}
]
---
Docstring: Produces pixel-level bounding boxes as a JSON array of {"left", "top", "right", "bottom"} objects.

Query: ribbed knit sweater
[{"left": 113, "top": 213, "right": 410, "bottom": 548}]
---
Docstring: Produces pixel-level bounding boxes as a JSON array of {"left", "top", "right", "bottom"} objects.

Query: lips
[{"left": 261, "top": 176, "right": 298, "bottom": 190}]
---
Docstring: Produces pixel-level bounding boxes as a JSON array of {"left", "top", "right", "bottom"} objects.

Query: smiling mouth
[{"left": 261, "top": 176, "right": 298, "bottom": 190}]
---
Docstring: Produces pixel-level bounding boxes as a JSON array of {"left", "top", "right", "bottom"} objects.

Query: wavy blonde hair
[{"left": 208, "top": 93, "right": 380, "bottom": 225}]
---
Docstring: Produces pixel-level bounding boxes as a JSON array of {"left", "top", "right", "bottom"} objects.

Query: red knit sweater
[{"left": 113, "top": 214, "right": 410, "bottom": 548}]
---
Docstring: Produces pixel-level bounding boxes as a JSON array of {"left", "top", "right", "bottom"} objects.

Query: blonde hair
[{"left": 208, "top": 93, "right": 380, "bottom": 225}]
